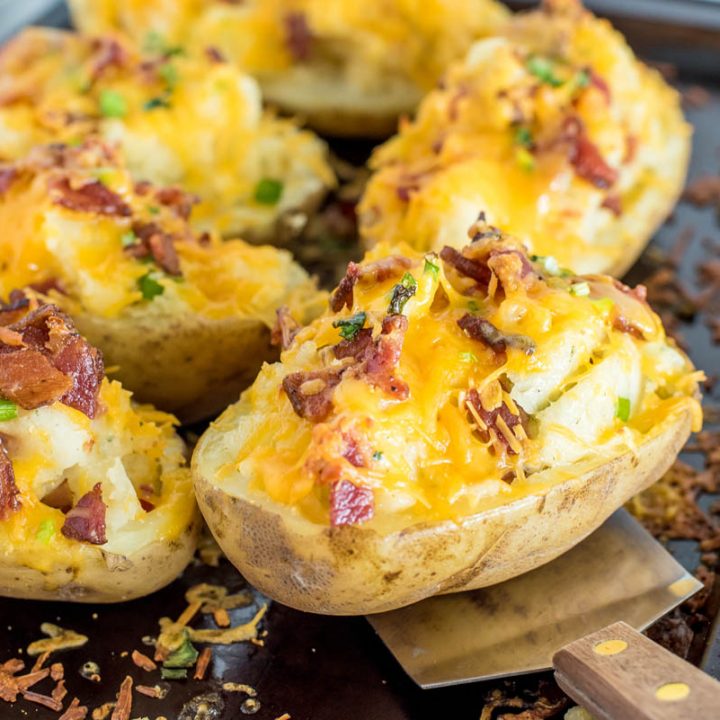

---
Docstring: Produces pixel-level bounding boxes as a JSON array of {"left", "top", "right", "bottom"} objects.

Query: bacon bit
[
  {"left": 601, "top": 194, "right": 622, "bottom": 216},
  {"left": 0, "top": 349, "right": 73, "bottom": 410},
  {"left": 59, "top": 697, "right": 88, "bottom": 720},
  {"left": 205, "top": 46, "right": 226, "bottom": 63},
  {"left": 330, "top": 479, "right": 374, "bottom": 527},
  {"left": 27, "top": 624, "right": 88, "bottom": 656},
  {"left": 91, "top": 701, "right": 115, "bottom": 720},
  {"left": 275, "top": 714, "right": 292, "bottom": 720},
  {"left": 90, "top": 37, "right": 127, "bottom": 82},
  {"left": 194, "top": 647, "right": 212, "bottom": 681},
  {"left": 61, "top": 483, "right": 107, "bottom": 545},
  {"left": 110, "top": 676, "right": 133, "bottom": 720},
  {"left": 29, "top": 277, "right": 67, "bottom": 297},
  {"left": 54, "top": 336, "right": 104, "bottom": 418},
  {"left": 682, "top": 85, "right": 711, "bottom": 109},
  {"left": 135, "top": 684, "right": 168, "bottom": 699},
  {"left": 682, "top": 175, "right": 720, "bottom": 207},
  {"left": 52, "top": 679, "right": 68, "bottom": 703},
  {"left": 131, "top": 650, "right": 156, "bottom": 672},
  {"left": 330, "top": 263, "right": 360, "bottom": 311},
  {"left": 154, "top": 186, "right": 198, "bottom": 220},
  {"left": 0, "top": 167, "right": 16, "bottom": 195},
  {"left": 440, "top": 246, "right": 492, "bottom": 287},
  {"left": 624, "top": 135, "right": 638, "bottom": 164},
  {"left": 458, "top": 314, "right": 535, "bottom": 360},
  {"left": 466, "top": 387, "right": 528, "bottom": 456},
  {"left": 363, "top": 315, "right": 409, "bottom": 399},
  {"left": 213, "top": 609, "right": 231, "bottom": 628},
  {"left": 333, "top": 327, "right": 372, "bottom": 360},
  {"left": 0, "top": 440, "right": 21, "bottom": 521},
  {"left": 330, "top": 257, "right": 414, "bottom": 312},
  {"left": 271, "top": 306, "right": 301, "bottom": 350},
  {"left": 22, "top": 689, "right": 62, "bottom": 711},
  {"left": 588, "top": 70, "right": 611, "bottom": 104},
  {"left": 30, "top": 653, "right": 49, "bottom": 673},
  {"left": 148, "top": 231, "right": 181, "bottom": 275},
  {"left": 612, "top": 313, "right": 645, "bottom": 339},
  {"left": 562, "top": 116, "right": 617, "bottom": 189},
  {"left": 51, "top": 178, "right": 131, "bottom": 217},
  {"left": 282, "top": 369, "right": 345, "bottom": 422},
  {"left": 50, "top": 663, "right": 64, "bottom": 681},
  {"left": 284, "top": 12, "right": 313, "bottom": 62}
]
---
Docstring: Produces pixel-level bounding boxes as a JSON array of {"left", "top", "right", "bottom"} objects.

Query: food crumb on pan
[{"left": 27, "top": 623, "right": 88, "bottom": 656}]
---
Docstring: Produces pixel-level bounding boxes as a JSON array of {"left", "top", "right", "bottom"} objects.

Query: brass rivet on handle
[
  {"left": 655, "top": 682, "right": 690, "bottom": 702},
  {"left": 593, "top": 639, "right": 628, "bottom": 656}
]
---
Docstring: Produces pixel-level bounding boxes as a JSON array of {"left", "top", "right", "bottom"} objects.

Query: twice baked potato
[
  {"left": 0, "top": 297, "right": 198, "bottom": 602},
  {"left": 193, "top": 219, "right": 702, "bottom": 615},
  {"left": 359, "top": 0, "right": 691, "bottom": 276},
  {"left": 0, "top": 26, "right": 335, "bottom": 239},
  {"left": 0, "top": 140, "right": 326, "bottom": 422},
  {"left": 68, "top": 0, "right": 509, "bottom": 137}
]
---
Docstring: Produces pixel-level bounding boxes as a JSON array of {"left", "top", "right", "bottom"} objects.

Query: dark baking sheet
[{"left": 1, "top": 3, "right": 720, "bottom": 719}]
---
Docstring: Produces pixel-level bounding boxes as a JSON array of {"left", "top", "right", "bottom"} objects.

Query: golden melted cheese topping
[
  {"left": 359, "top": 0, "right": 690, "bottom": 275},
  {"left": 0, "top": 140, "right": 324, "bottom": 325},
  {"left": 0, "top": 27, "right": 335, "bottom": 237},
  {"left": 69, "top": 0, "right": 509, "bottom": 94},
  {"left": 220, "top": 223, "right": 701, "bottom": 528},
  {"left": 0, "top": 379, "right": 194, "bottom": 573}
]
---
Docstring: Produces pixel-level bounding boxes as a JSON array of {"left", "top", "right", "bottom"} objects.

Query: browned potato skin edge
[
  {"left": 0, "top": 512, "right": 201, "bottom": 603},
  {"left": 193, "top": 405, "right": 694, "bottom": 615}
]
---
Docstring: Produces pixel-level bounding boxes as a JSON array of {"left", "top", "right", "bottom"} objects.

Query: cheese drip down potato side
[
  {"left": 359, "top": 0, "right": 691, "bottom": 276},
  {"left": 193, "top": 219, "right": 702, "bottom": 615},
  {"left": 67, "top": 0, "right": 510, "bottom": 137},
  {"left": 0, "top": 140, "right": 326, "bottom": 423},
  {"left": 0, "top": 299, "right": 199, "bottom": 602},
  {"left": 0, "top": 26, "right": 335, "bottom": 239}
]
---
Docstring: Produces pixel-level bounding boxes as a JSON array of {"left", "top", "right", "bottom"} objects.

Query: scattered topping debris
[
  {"left": 330, "top": 479, "right": 374, "bottom": 527},
  {"left": 109, "top": 675, "right": 132, "bottom": 720},
  {"left": 131, "top": 650, "right": 156, "bottom": 672},
  {"left": 193, "top": 648, "right": 212, "bottom": 681},
  {"left": 254, "top": 178, "right": 284, "bottom": 205},
  {"left": 333, "top": 311, "right": 367, "bottom": 341},
  {"left": 282, "top": 369, "right": 345, "bottom": 422},
  {"left": 616, "top": 397, "right": 631, "bottom": 422},
  {"left": 27, "top": 624, "right": 88, "bottom": 656},
  {"left": 136, "top": 684, "right": 169, "bottom": 699},
  {"left": 59, "top": 697, "right": 88, "bottom": 720},
  {"left": 271, "top": 306, "right": 301, "bottom": 351},
  {"left": 221, "top": 682, "right": 256, "bottom": 696},
  {"left": 61, "top": 483, "right": 107, "bottom": 545},
  {"left": 80, "top": 661, "right": 101, "bottom": 683}
]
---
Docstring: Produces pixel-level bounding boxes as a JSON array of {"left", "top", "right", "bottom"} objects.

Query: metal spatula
[{"left": 369, "top": 509, "right": 720, "bottom": 718}]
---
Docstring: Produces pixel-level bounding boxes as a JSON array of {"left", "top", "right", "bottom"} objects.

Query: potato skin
[
  {"left": 193, "top": 403, "right": 694, "bottom": 615},
  {"left": 0, "top": 512, "right": 201, "bottom": 603},
  {"left": 73, "top": 309, "right": 277, "bottom": 425}
]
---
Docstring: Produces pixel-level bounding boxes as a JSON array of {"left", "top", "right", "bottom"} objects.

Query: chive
[
  {"left": 388, "top": 273, "right": 417, "bottom": 315},
  {"left": 98, "top": 89, "right": 127, "bottom": 118},
  {"left": 161, "top": 667, "right": 187, "bottom": 680},
  {"left": 372, "top": 451, "right": 383, "bottom": 461},
  {"left": 514, "top": 126, "right": 533, "bottom": 149},
  {"left": 138, "top": 272, "right": 164, "bottom": 300},
  {"left": 569, "top": 281, "right": 590, "bottom": 297},
  {"left": 163, "top": 634, "right": 198, "bottom": 668},
  {"left": 148, "top": 205, "right": 160, "bottom": 215},
  {"left": 36, "top": 520, "right": 55, "bottom": 544},
  {"left": 593, "top": 297, "right": 615, "bottom": 314},
  {"left": 158, "top": 62, "right": 179, "bottom": 90},
  {"left": 424, "top": 256, "right": 439, "bottom": 278},
  {"left": 527, "top": 56, "right": 564, "bottom": 87},
  {"left": 575, "top": 68, "right": 591, "bottom": 89},
  {"left": 467, "top": 300, "right": 480, "bottom": 312},
  {"left": 515, "top": 147, "right": 535, "bottom": 172},
  {"left": 616, "top": 397, "right": 631, "bottom": 422},
  {"left": 254, "top": 178, "right": 284, "bottom": 205},
  {"left": 530, "top": 255, "right": 572, "bottom": 278},
  {"left": 0, "top": 399, "right": 18, "bottom": 421},
  {"left": 143, "top": 30, "right": 184, "bottom": 57},
  {"left": 143, "top": 96, "right": 170, "bottom": 111},
  {"left": 460, "top": 351, "right": 479, "bottom": 363},
  {"left": 333, "top": 311, "right": 366, "bottom": 341},
  {"left": 121, "top": 231, "right": 136, "bottom": 248}
]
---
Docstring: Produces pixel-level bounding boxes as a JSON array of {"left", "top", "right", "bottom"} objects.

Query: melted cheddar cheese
[
  {"left": 359, "top": 0, "right": 690, "bottom": 275},
  {"left": 0, "top": 26, "right": 335, "bottom": 238},
  {"left": 219, "top": 221, "right": 701, "bottom": 528},
  {"left": 68, "top": 0, "right": 509, "bottom": 111},
  {"left": 0, "top": 379, "right": 194, "bottom": 574},
  {"left": 0, "top": 140, "right": 324, "bottom": 325}
]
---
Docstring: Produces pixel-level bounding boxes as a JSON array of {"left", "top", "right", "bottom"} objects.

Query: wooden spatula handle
[{"left": 553, "top": 621, "right": 720, "bottom": 719}]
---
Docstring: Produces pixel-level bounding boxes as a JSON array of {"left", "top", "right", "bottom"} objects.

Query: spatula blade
[{"left": 368, "top": 509, "right": 701, "bottom": 688}]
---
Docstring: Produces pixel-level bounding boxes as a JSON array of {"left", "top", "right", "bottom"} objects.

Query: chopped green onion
[
  {"left": 424, "top": 256, "right": 440, "bottom": 278},
  {"left": 94, "top": 168, "right": 115, "bottom": 187},
  {"left": 526, "top": 56, "right": 564, "bottom": 87},
  {"left": 460, "top": 351, "right": 479, "bottom": 364},
  {"left": 121, "top": 231, "right": 136, "bottom": 248},
  {"left": 254, "top": 178, "right": 284, "bottom": 205},
  {"left": 514, "top": 126, "right": 533, "bottom": 149},
  {"left": 148, "top": 205, "right": 160, "bottom": 215},
  {"left": 36, "top": 520, "right": 55, "bottom": 544},
  {"left": 467, "top": 300, "right": 480, "bottom": 312},
  {"left": 138, "top": 272, "right": 164, "bottom": 301},
  {"left": 400, "top": 272, "right": 417, "bottom": 290},
  {"left": 0, "top": 399, "right": 18, "bottom": 421},
  {"left": 515, "top": 147, "right": 535, "bottom": 172},
  {"left": 333, "top": 311, "right": 366, "bottom": 341},
  {"left": 574, "top": 68, "right": 591, "bottom": 89},
  {"left": 593, "top": 297, "right": 615, "bottom": 314},
  {"left": 143, "top": 30, "right": 184, "bottom": 57},
  {"left": 160, "top": 667, "right": 187, "bottom": 680},
  {"left": 163, "top": 633, "right": 198, "bottom": 669},
  {"left": 158, "top": 62, "right": 179, "bottom": 90},
  {"left": 569, "top": 281, "right": 590, "bottom": 297},
  {"left": 98, "top": 89, "right": 127, "bottom": 118},
  {"left": 616, "top": 397, "right": 631, "bottom": 422},
  {"left": 143, "top": 96, "right": 170, "bottom": 111},
  {"left": 389, "top": 273, "right": 417, "bottom": 315},
  {"left": 372, "top": 451, "right": 383, "bottom": 461}
]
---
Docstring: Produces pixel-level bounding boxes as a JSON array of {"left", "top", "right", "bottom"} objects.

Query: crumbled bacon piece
[
  {"left": 59, "top": 697, "right": 88, "bottom": 720},
  {"left": 205, "top": 46, "right": 226, "bottom": 63},
  {"left": 282, "top": 369, "right": 345, "bottom": 422},
  {"left": 21, "top": 690, "right": 62, "bottom": 711},
  {"left": 271, "top": 306, "right": 301, "bottom": 351},
  {"left": 333, "top": 328, "right": 373, "bottom": 360},
  {"left": 457, "top": 314, "right": 535, "bottom": 360},
  {"left": 51, "top": 178, "right": 131, "bottom": 217},
  {"left": 61, "top": 483, "right": 107, "bottom": 545},
  {"left": 683, "top": 175, "right": 720, "bottom": 207},
  {"left": 330, "top": 480, "right": 374, "bottom": 527},
  {"left": 131, "top": 650, "right": 156, "bottom": 672},
  {"left": 0, "top": 167, "right": 16, "bottom": 195},
  {"left": 0, "top": 350, "right": 73, "bottom": 410},
  {"left": 284, "top": 12, "right": 313, "bottom": 62},
  {"left": 194, "top": 647, "right": 212, "bottom": 681},
  {"left": 589, "top": 70, "right": 611, "bottom": 104},
  {"left": 440, "top": 246, "right": 492, "bottom": 287},
  {"left": 0, "top": 441, "right": 20, "bottom": 521},
  {"left": 90, "top": 37, "right": 127, "bottom": 82},
  {"left": 562, "top": 117, "right": 617, "bottom": 189},
  {"left": 154, "top": 186, "right": 198, "bottom": 220},
  {"left": 330, "top": 257, "right": 413, "bottom": 312},
  {"left": 602, "top": 194, "right": 622, "bottom": 216},
  {"left": 363, "top": 315, "right": 409, "bottom": 399},
  {"left": 466, "top": 388, "right": 528, "bottom": 456},
  {"left": 127, "top": 222, "right": 181, "bottom": 275},
  {"left": 54, "top": 336, "right": 104, "bottom": 418},
  {"left": 110, "top": 676, "right": 133, "bottom": 720}
]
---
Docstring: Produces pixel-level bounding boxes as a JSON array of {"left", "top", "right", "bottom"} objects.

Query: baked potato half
[
  {"left": 193, "top": 219, "right": 702, "bottom": 615},
  {"left": 0, "top": 298, "right": 199, "bottom": 602},
  {"left": 67, "top": 0, "right": 509, "bottom": 137},
  {"left": 359, "top": 0, "right": 691, "bottom": 276},
  {"left": 0, "top": 26, "right": 335, "bottom": 239},
  {"left": 0, "top": 140, "right": 326, "bottom": 422}
]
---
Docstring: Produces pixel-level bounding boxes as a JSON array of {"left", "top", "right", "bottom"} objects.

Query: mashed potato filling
[{"left": 219, "top": 222, "right": 700, "bottom": 528}]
